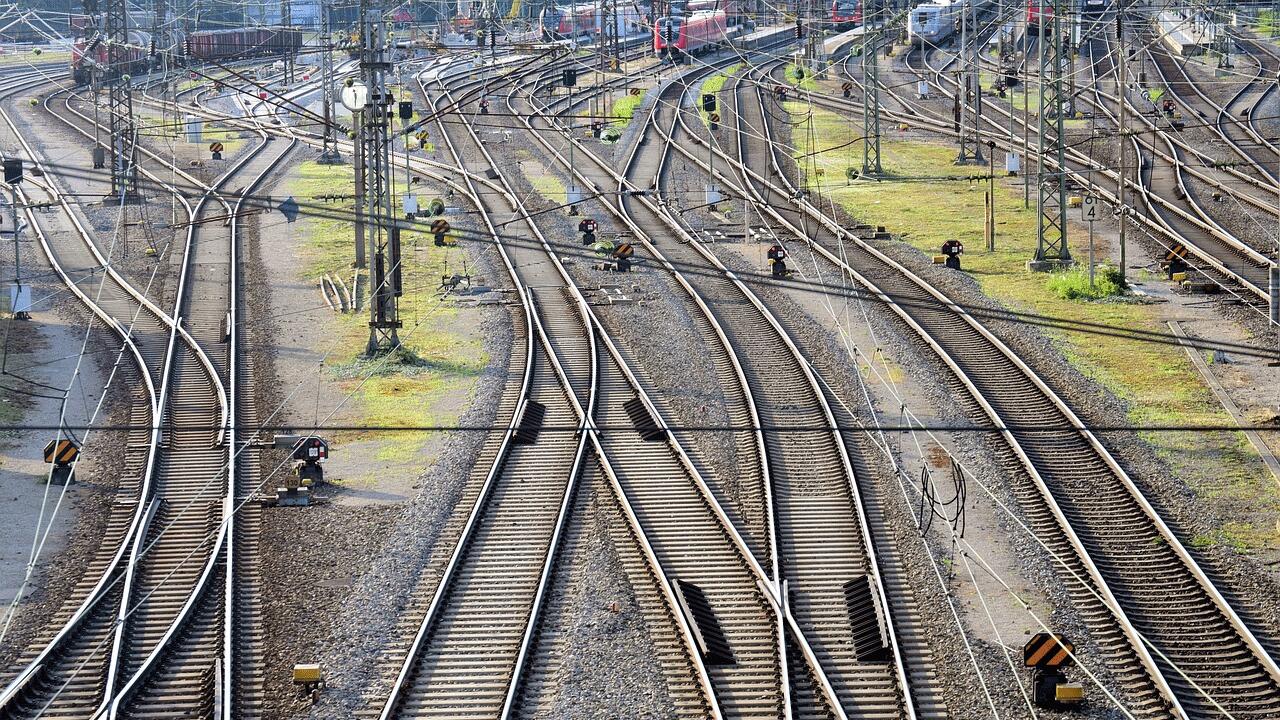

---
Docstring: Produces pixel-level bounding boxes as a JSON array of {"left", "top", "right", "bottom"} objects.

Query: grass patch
[
  {"left": 790, "top": 102, "right": 1280, "bottom": 551},
  {"left": 1254, "top": 9, "right": 1280, "bottom": 36},
  {"left": 610, "top": 92, "right": 643, "bottom": 127},
  {"left": 286, "top": 161, "right": 488, "bottom": 469},
  {"left": 526, "top": 159, "right": 567, "bottom": 204},
  {"left": 784, "top": 63, "right": 819, "bottom": 91},
  {"left": 134, "top": 105, "right": 247, "bottom": 155},
  {"left": 0, "top": 49, "right": 69, "bottom": 67},
  {"left": 1045, "top": 264, "right": 1126, "bottom": 300}
]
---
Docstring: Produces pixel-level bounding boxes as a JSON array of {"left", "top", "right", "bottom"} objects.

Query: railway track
[
  {"left": 1227, "top": 30, "right": 1280, "bottom": 183},
  {"left": 1147, "top": 37, "right": 1277, "bottom": 180},
  {"left": 373, "top": 54, "right": 788, "bottom": 719},
  {"left": 509, "top": 50, "right": 932, "bottom": 716},
  {"left": 0, "top": 63, "right": 295, "bottom": 717},
  {"left": 363, "top": 47, "right": 911, "bottom": 712},
  {"left": 660, "top": 33, "right": 1280, "bottom": 717},
  {"left": 47, "top": 31, "right": 1280, "bottom": 717},
  {"left": 1080, "top": 34, "right": 1276, "bottom": 299},
  {"left": 846, "top": 14, "right": 1278, "bottom": 306},
  {"left": 642, "top": 64, "right": 928, "bottom": 719},
  {"left": 376, "top": 59, "right": 605, "bottom": 719},
  {"left": 0, "top": 70, "right": 163, "bottom": 719}
]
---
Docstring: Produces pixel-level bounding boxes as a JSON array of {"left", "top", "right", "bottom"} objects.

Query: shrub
[{"left": 1046, "top": 264, "right": 1127, "bottom": 300}]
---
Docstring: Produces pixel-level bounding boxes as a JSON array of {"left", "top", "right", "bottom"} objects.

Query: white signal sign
[{"left": 1080, "top": 195, "right": 1099, "bottom": 222}]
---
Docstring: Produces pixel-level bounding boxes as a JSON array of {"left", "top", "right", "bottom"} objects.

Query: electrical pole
[
  {"left": 104, "top": 0, "right": 137, "bottom": 199},
  {"left": 355, "top": 117, "right": 366, "bottom": 269},
  {"left": 1023, "top": 0, "right": 1030, "bottom": 207},
  {"left": 604, "top": 0, "right": 619, "bottom": 73},
  {"left": 1031, "top": 0, "right": 1070, "bottom": 267},
  {"left": 861, "top": 0, "right": 881, "bottom": 176},
  {"left": 150, "top": 0, "right": 166, "bottom": 62},
  {"left": 359, "top": 4, "right": 401, "bottom": 355},
  {"left": 319, "top": 4, "right": 342, "bottom": 163},
  {"left": 1274, "top": 69, "right": 1279, "bottom": 327},
  {"left": 8, "top": 166, "right": 27, "bottom": 320},
  {"left": 956, "top": 0, "right": 982, "bottom": 163},
  {"left": 282, "top": 0, "right": 295, "bottom": 84},
  {"left": 1217, "top": 1, "right": 1233, "bottom": 68},
  {"left": 1117, "top": 3, "right": 1127, "bottom": 282},
  {"left": 1065, "top": 28, "right": 1076, "bottom": 118},
  {"left": 971, "top": 0, "right": 983, "bottom": 162},
  {"left": 803, "top": 0, "right": 816, "bottom": 67}
]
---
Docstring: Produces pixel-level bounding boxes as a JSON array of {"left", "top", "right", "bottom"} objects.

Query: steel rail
[
  {"left": 0, "top": 73, "right": 187, "bottom": 717},
  {"left": 442, "top": 52, "right": 734, "bottom": 714},
  {"left": 222, "top": 73, "right": 301, "bottom": 720},
  {"left": 421, "top": 60, "right": 717, "bottom": 719},
  {"left": 526, "top": 58, "right": 786, "bottom": 587},
  {"left": 50, "top": 85, "right": 230, "bottom": 440},
  {"left": 375, "top": 56, "right": 603, "bottom": 720},
  {"left": 0, "top": 63, "right": 232, "bottom": 713},
  {"left": 131, "top": 67, "right": 825, "bottom": 714},
  {"left": 508, "top": 59, "right": 805, "bottom": 717},
  {"left": 1005, "top": 23, "right": 1278, "bottom": 277},
  {"left": 105, "top": 94, "right": 299, "bottom": 719},
  {"left": 697, "top": 53, "right": 1191, "bottom": 716},
  {"left": 717, "top": 45, "right": 1280, "bottom": 718},
  {"left": 323, "top": 52, "right": 728, "bottom": 720},
  {"left": 30, "top": 68, "right": 277, "bottom": 717},
  {"left": 1150, "top": 34, "right": 1279, "bottom": 184},
  {"left": 653, "top": 62, "right": 919, "bottom": 719},
  {"left": 0, "top": 70, "right": 160, "bottom": 711},
  {"left": 875, "top": 27, "right": 1274, "bottom": 302},
  {"left": 1077, "top": 33, "right": 1275, "bottom": 298},
  {"left": 514, "top": 52, "right": 875, "bottom": 718},
  {"left": 1127, "top": 35, "right": 1279, "bottom": 248},
  {"left": 67, "top": 81, "right": 241, "bottom": 716},
  {"left": 1233, "top": 34, "right": 1280, "bottom": 177},
  {"left": 1121, "top": 30, "right": 1280, "bottom": 196},
  {"left": 427, "top": 57, "right": 747, "bottom": 718}
]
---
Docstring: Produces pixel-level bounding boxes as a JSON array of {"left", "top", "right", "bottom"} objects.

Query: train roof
[
  {"left": 189, "top": 25, "right": 297, "bottom": 36},
  {"left": 912, "top": 0, "right": 960, "bottom": 9}
]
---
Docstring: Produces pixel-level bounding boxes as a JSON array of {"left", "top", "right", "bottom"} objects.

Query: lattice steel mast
[
  {"left": 1032, "top": 0, "right": 1070, "bottom": 266},
  {"left": 282, "top": 0, "right": 297, "bottom": 83},
  {"left": 360, "top": 3, "right": 401, "bottom": 354},
  {"left": 150, "top": 0, "right": 166, "bottom": 58},
  {"left": 319, "top": 4, "right": 342, "bottom": 162},
  {"left": 956, "top": 0, "right": 982, "bottom": 163},
  {"left": 861, "top": 0, "right": 881, "bottom": 176},
  {"left": 104, "top": 0, "right": 137, "bottom": 198}
]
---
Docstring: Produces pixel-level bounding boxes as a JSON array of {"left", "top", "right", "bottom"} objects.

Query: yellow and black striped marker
[
  {"left": 1023, "top": 632, "right": 1074, "bottom": 669},
  {"left": 43, "top": 438, "right": 80, "bottom": 465}
]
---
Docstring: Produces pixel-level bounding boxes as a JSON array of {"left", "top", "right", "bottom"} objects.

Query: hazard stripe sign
[
  {"left": 1023, "top": 632, "right": 1074, "bottom": 669},
  {"left": 43, "top": 438, "right": 80, "bottom": 464}
]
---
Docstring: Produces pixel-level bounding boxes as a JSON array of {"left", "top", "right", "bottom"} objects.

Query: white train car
[
  {"left": 908, "top": 0, "right": 962, "bottom": 44},
  {"left": 907, "top": 0, "right": 992, "bottom": 45}
]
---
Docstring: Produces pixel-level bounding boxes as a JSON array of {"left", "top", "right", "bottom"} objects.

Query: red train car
[
  {"left": 71, "top": 30, "right": 150, "bottom": 84},
  {"left": 186, "top": 26, "right": 303, "bottom": 61},
  {"left": 654, "top": 10, "right": 727, "bottom": 60},
  {"left": 545, "top": 3, "right": 598, "bottom": 36},
  {"left": 71, "top": 26, "right": 302, "bottom": 84},
  {"left": 1027, "top": 1, "right": 1053, "bottom": 28},
  {"left": 831, "top": 0, "right": 861, "bottom": 26}
]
